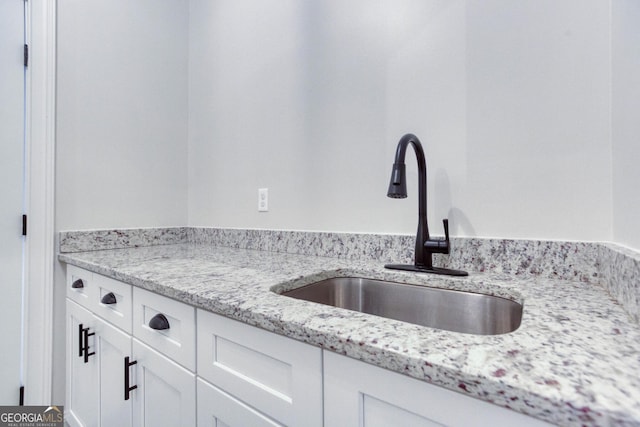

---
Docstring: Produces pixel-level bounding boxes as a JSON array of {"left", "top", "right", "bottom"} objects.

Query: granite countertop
[{"left": 59, "top": 243, "right": 640, "bottom": 427}]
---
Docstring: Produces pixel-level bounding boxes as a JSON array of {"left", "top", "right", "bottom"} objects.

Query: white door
[
  {"left": 0, "top": 0, "right": 26, "bottom": 405},
  {"left": 94, "top": 317, "right": 132, "bottom": 427},
  {"left": 131, "top": 339, "right": 196, "bottom": 427}
]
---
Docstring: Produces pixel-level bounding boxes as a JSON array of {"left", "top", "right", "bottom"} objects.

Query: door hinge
[
  {"left": 24, "top": 44, "right": 28, "bottom": 67},
  {"left": 22, "top": 215, "right": 27, "bottom": 236},
  {"left": 19, "top": 386, "right": 24, "bottom": 406}
]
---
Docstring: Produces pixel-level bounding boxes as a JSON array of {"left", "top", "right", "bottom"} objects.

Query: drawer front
[
  {"left": 197, "top": 378, "right": 284, "bottom": 427},
  {"left": 133, "top": 287, "right": 195, "bottom": 371},
  {"left": 197, "top": 310, "right": 322, "bottom": 427},
  {"left": 92, "top": 273, "right": 133, "bottom": 333},
  {"left": 66, "top": 265, "right": 94, "bottom": 309}
]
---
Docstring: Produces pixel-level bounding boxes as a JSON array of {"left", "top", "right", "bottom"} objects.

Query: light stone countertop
[{"left": 59, "top": 243, "right": 640, "bottom": 427}]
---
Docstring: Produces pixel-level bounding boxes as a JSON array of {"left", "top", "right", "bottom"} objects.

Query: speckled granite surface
[
  {"left": 59, "top": 243, "right": 640, "bottom": 427},
  {"left": 599, "top": 243, "right": 640, "bottom": 324},
  {"left": 59, "top": 227, "right": 187, "bottom": 252},
  {"left": 187, "top": 228, "right": 603, "bottom": 283},
  {"left": 60, "top": 227, "right": 640, "bottom": 322},
  {"left": 60, "top": 227, "right": 601, "bottom": 281}
]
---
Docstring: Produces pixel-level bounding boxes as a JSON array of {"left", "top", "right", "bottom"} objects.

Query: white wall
[
  {"left": 52, "top": 0, "right": 624, "bottom": 244},
  {"left": 56, "top": 0, "right": 189, "bottom": 231},
  {"left": 188, "top": 0, "right": 311, "bottom": 230},
  {"left": 612, "top": 0, "right": 640, "bottom": 251},
  {"left": 187, "top": 0, "right": 613, "bottom": 241}
]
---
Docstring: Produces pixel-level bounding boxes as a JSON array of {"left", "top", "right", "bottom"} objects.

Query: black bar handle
[
  {"left": 72, "top": 279, "right": 84, "bottom": 289},
  {"left": 101, "top": 292, "right": 117, "bottom": 305},
  {"left": 82, "top": 327, "right": 95, "bottom": 363},
  {"left": 149, "top": 313, "right": 170, "bottom": 330},
  {"left": 442, "top": 219, "right": 450, "bottom": 244},
  {"left": 124, "top": 357, "right": 138, "bottom": 400},
  {"left": 78, "top": 323, "right": 84, "bottom": 357}
]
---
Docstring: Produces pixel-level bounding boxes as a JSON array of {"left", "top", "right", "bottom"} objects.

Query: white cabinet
[
  {"left": 66, "top": 300, "right": 133, "bottom": 427},
  {"left": 197, "top": 310, "right": 323, "bottom": 427},
  {"left": 66, "top": 300, "right": 99, "bottom": 427},
  {"left": 92, "top": 273, "right": 133, "bottom": 334},
  {"left": 67, "top": 265, "right": 95, "bottom": 309},
  {"left": 94, "top": 315, "right": 133, "bottom": 427},
  {"left": 66, "top": 266, "right": 134, "bottom": 427},
  {"left": 131, "top": 340, "right": 196, "bottom": 427},
  {"left": 323, "top": 351, "right": 553, "bottom": 427},
  {"left": 133, "top": 287, "right": 196, "bottom": 371},
  {"left": 197, "top": 378, "right": 283, "bottom": 427},
  {"left": 65, "top": 267, "right": 195, "bottom": 427}
]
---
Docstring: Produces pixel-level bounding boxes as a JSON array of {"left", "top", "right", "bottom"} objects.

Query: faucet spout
[{"left": 385, "top": 134, "right": 467, "bottom": 277}]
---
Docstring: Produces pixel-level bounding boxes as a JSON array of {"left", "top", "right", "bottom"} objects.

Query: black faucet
[{"left": 385, "top": 133, "right": 467, "bottom": 276}]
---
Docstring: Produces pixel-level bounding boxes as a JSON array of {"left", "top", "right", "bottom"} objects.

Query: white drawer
[
  {"left": 66, "top": 265, "right": 94, "bottom": 310},
  {"left": 133, "top": 287, "right": 195, "bottom": 371},
  {"left": 197, "top": 378, "right": 284, "bottom": 427},
  {"left": 197, "top": 310, "right": 323, "bottom": 427},
  {"left": 92, "top": 273, "right": 132, "bottom": 334}
]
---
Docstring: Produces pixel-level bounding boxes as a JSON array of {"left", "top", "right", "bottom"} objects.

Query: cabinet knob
[
  {"left": 149, "top": 313, "right": 170, "bottom": 330},
  {"left": 101, "top": 292, "right": 117, "bottom": 305},
  {"left": 71, "top": 279, "right": 84, "bottom": 289}
]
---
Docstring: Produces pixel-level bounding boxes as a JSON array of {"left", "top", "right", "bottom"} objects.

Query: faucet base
[{"left": 384, "top": 264, "right": 468, "bottom": 277}]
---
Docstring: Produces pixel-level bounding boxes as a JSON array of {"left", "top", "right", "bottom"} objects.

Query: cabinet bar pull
[
  {"left": 124, "top": 357, "right": 138, "bottom": 400},
  {"left": 82, "top": 327, "right": 95, "bottom": 363},
  {"left": 78, "top": 323, "right": 84, "bottom": 357},
  {"left": 149, "top": 313, "right": 170, "bottom": 330}
]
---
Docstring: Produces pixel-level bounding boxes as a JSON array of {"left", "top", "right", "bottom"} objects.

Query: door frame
[{"left": 23, "top": 0, "right": 56, "bottom": 404}]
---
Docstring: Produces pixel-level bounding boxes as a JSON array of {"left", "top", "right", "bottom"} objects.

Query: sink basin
[{"left": 280, "top": 277, "right": 522, "bottom": 335}]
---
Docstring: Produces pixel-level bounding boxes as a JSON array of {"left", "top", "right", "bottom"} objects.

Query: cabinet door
[
  {"left": 197, "top": 378, "right": 284, "bottom": 427},
  {"left": 66, "top": 300, "right": 99, "bottom": 427},
  {"left": 94, "top": 316, "right": 132, "bottom": 427},
  {"left": 324, "top": 351, "right": 553, "bottom": 427},
  {"left": 131, "top": 339, "right": 196, "bottom": 427}
]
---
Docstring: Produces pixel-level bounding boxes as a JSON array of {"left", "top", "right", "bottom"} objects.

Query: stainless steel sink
[{"left": 280, "top": 277, "right": 522, "bottom": 335}]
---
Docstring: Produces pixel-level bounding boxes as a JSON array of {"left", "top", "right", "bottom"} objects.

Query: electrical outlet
[{"left": 258, "top": 188, "right": 268, "bottom": 212}]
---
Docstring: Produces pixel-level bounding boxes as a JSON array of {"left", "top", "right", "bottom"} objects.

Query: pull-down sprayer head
[
  {"left": 387, "top": 133, "right": 422, "bottom": 200},
  {"left": 387, "top": 163, "right": 407, "bottom": 199}
]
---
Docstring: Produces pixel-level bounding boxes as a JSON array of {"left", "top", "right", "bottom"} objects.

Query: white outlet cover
[{"left": 258, "top": 188, "right": 268, "bottom": 212}]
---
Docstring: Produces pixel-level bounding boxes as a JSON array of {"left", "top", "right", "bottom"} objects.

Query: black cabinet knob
[
  {"left": 71, "top": 279, "right": 84, "bottom": 289},
  {"left": 101, "top": 292, "right": 117, "bottom": 305},
  {"left": 149, "top": 313, "right": 170, "bottom": 330}
]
